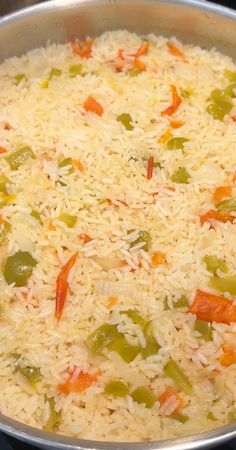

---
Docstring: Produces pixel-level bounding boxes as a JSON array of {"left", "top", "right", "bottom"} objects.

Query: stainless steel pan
[{"left": 0, "top": 0, "right": 235, "bottom": 448}]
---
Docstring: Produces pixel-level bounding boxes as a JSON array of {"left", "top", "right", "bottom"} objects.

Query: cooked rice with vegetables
[{"left": 0, "top": 30, "right": 235, "bottom": 442}]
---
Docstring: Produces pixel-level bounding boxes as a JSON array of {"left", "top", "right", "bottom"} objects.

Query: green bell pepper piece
[{"left": 4, "top": 251, "right": 37, "bottom": 287}]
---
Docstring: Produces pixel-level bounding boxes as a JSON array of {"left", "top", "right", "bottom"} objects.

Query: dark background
[{"left": 0, "top": 0, "right": 235, "bottom": 448}]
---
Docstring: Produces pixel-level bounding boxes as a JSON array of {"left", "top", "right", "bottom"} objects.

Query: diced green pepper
[
  {"left": 49, "top": 68, "right": 62, "bottom": 80},
  {"left": 117, "top": 113, "right": 134, "bottom": 131},
  {"left": 224, "top": 83, "right": 236, "bottom": 98},
  {"left": 0, "top": 175, "right": 10, "bottom": 194},
  {"left": 58, "top": 157, "right": 74, "bottom": 174},
  {"left": 207, "top": 411, "right": 217, "bottom": 421},
  {"left": 40, "top": 80, "right": 49, "bottom": 89},
  {"left": 228, "top": 409, "right": 236, "bottom": 423},
  {"left": 43, "top": 397, "right": 61, "bottom": 432},
  {"left": 0, "top": 221, "right": 11, "bottom": 243},
  {"left": 14, "top": 73, "right": 26, "bottom": 85},
  {"left": 104, "top": 380, "right": 129, "bottom": 397},
  {"left": 164, "top": 359, "right": 192, "bottom": 394},
  {"left": 194, "top": 319, "right": 213, "bottom": 341},
  {"left": 204, "top": 255, "right": 228, "bottom": 275},
  {"left": 173, "top": 295, "right": 188, "bottom": 309},
  {"left": 180, "top": 87, "right": 193, "bottom": 99},
  {"left": 215, "top": 198, "right": 236, "bottom": 212},
  {"left": 210, "top": 88, "right": 232, "bottom": 108},
  {"left": 225, "top": 70, "right": 236, "bottom": 82},
  {"left": 171, "top": 167, "right": 190, "bottom": 184},
  {"left": 6, "top": 146, "right": 35, "bottom": 170},
  {"left": 167, "top": 137, "right": 189, "bottom": 150},
  {"left": 170, "top": 413, "right": 189, "bottom": 423},
  {"left": 121, "top": 309, "right": 146, "bottom": 327},
  {"left": 109, "top": 335, "right": 140, "bottom": 363},
  {"left": 87, "top": 324, "right": 120, "bottom": 354},
  {"left": 31, "top": 210, "right": 42, "bottom": 224},
  {"left": 69, "top": 64, "right": 83, "bottom": 77},
  {"left": 19, "top": 366, "right": 42, "bottom": 389},
  {"left": 209, "top": 275, "right": 236, "bottom": 295},
  {"left": 128, "top": 68, "right": 142, "bottom": 77},
  {"left": 130, "top": 230, "right": 152, "bottom": 252},
  {"left": 4, "top": 251, "right": 37, "bottom": 287},
  {"left": 59, "top": 213, "right": 77, "bottom": 228},
  {"left": 131, "top": 386, "right": 156, "bottom": 408},
  {"left": 142, "top": 320, "right": 160, "bottom": 359}
]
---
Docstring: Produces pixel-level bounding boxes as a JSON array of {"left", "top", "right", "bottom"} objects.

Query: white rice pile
[{"left": 0, "top": 30, "right": 235, "bottom": 442}]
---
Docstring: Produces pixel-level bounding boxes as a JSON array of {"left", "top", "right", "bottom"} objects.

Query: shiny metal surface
[{"left": 0, "top": 0, "right": 235, "bottom": 449}]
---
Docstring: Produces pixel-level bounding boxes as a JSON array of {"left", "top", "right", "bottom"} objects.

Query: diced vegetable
[
  {"left": 31, "top": 210, "right": 41, "bottom": 223},
  {"left": 151, "top": 252, "right": 166, "bottom": 267},
  {"left": 130, "top": 230, "right": 152, "bottom": 251},
  {"left": 131, "top": 386, "right": 156, "bottom": 408},
  {"left": 128, "top": 68, "right": 142, "bottom": 77},
  {"left": 75, "top": 160, "right": 84, "bottom": 172},
  {"left": 6, "top": 146, "right": 35, "bottom": 170},
  {"left": 0, "top": 220, "right": 11, "bottom": 243},
  {"left": 40, "top": 80, "right": 49, "bottom": 89},
  {"left": 43, "top": 397, "right": 61, "bottom": 432},
  {"left": 170, "top": 120, "right": 184, "bottom": 129},
  {"left": 109, "top": 334, "right": 140, "bottom": 363},
  {"left": 159, "top": 386, "right": 181, "bottom": 416},
  {"left": 164, "top": 296, "right": 170, "bottom": 311},
  {"left": 200, "top": 209, "right": 235, "bottom": 226},
  {"left": 224, "top": 83, "right": 236, "bottom": 98},
  {"left": 180, "top": 87, "right": 193, "bottom": 99},
  {"left": 171, "top": 167, "right": 190, "bottom": 184},
  {"left": 59, "top": 369, "right": 99, "bottom": 394},
  {"left": 142, "top": 321, "right": 160, "bottom": 359},
  {"left": 14, "top": 73, "right": 26, "bottom": 85},
  {"left": 132, "top": 58, "right": 146, "bottom": 72},
  {"left": 49, "top": 68, "right": 62, "bottom": 80},
  {"left": 207, "top": 412, "right": 217, "bottom": 421},
  {"left": 189, "top": 289, "right": 236, "bottom": 324},
  {"left": 84, "top": 96, "right": 104, "bottom": 116},
  {"left": 167, "top": 137, "right": 189, "bottom": 150},
  {"left": 70, "top": 39, "right": 93, "bottom": 58},
  {"left": 161, "top": 85, "right": 182, "bottom": 116},
  {"left": 204, "top": 255, "right": 228, "bottom": 275},
  {"left": 80, "top": 233, "right": 92, "bottom": 244},
  {"left": 104, "top": 380, "right": 129, "bottom": 397},
  {"left": 19, "top": 366, "right": 42, "bottom": 389},
  {"left": 209, "top": 275, "right": 236, "bottom": 296},
  {"left": 0, "top": 193, "right": 16, "bottom": 206},
  {"left": 69, "top": 64, "right": 83, "bottom": 77},
  {"left": 117, "top": 113, "right": 133, "bottom": 131},
  {"left": 225, "top": 70, "right": 236, "bottom": 81},
  {"left": 122, "top": 309, "right": 146, "bottom": 327},
  {"left": 0, "top": 175, "right": 9, "bottom": 194},
  {"left": 194, "top": 319, "right": 213, "bottom": 341},
  {"left": 215, "top": 198, "right": 236, "bottom": 212},
  {"left": 164, "top": 359, "right": 192, "bottom": 394},
  {"left": 135, "top": 42, "right": 149, "bottom": 58},
  {"left": 59, "top": 213, "right": 77, "bottom": 228},
  {"left": 213, "top": 186, "right": 232, "bottom": 202},
  {"left": 55, "top": 252, "right": 78, "bottom": 321},
  {"left": 228, "top": 410, "right": 236, "bottom": 423},
  {"left": 220, "top": 342, "right": 236, "bottom": 367},
  {"left": 147, "top": 156, "right": 154, "bottom": 180},
  {"left": 206, "top": 88, "right": 233, "bottom": 121},
  {"left": 4, "top": 251, "right": 37, "bottom": 287},
  {"left": 170, "top": 413, "right": 189, "bottom": 423},
  {"left": 87, "top": 324, "right": 120, "bottom": 354},
  {"left": 174, "top": 295, "right": 188, "bottom": 309},
  {"left": 159, "top": 129, "right": 173, "bottom": 144},
  {"left": 58, "top": 157, "right": 74, "bottom": 174},
  {"left": 167, "top": 41, "right": 185, "bottom": 59},
  {"left": 0, "top": 147, "right": 7, "bottom": 154}
]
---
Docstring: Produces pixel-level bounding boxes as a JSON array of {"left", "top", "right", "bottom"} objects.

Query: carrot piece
[
  {"left": 107, "top": 296, "right": 118, "bottom": 308},
  {"left": 170, "top": 120, "right": 184, "bottom": 129},
  {"left": 117, "top": 48, "right": 125, "bottom": 60},
  {"left": 213, "top": 186, "right": 232, "bottom": 202},
  {"left": 200, "top": 209, "right": 235, "bottom": 226},
  {"left": 75, "top": 160, "right": 84, "bottom": 172},
  {"left": 188, "top": 289, "right": 236, "bottom": 324},
  {"left": 133, "top": 58, "right": 146, "bottom": 71},
  {"left": 59, "top": 369, "right": 99, "bottom": 395},
  {"left": 70, "top": 39, "right": 93, "bottom": 58},
  {"left": 165, "top": 185, "right": 176, "bottom": 192},
  {"left": 158, "top": 129, "right": 172, "bottom": 144},
  {"left": 233, "top": 173, "right": 236, "bottom": 182},
  {"left": 220, "top": 339, "right": 236, "bottom": 367},
  {"left": 0, "top": 147, "right": 7, "bottom": 154},
  {"left": 3, "top": 122, "right": 11, "bottom": 130},
  {"left": 159, "top": 386, "right": 181, "bottom": 415},
  {"left": 161, "top": 85, "right": 182, "bottom": 116},
  {"left": 55, "top": 252, "right": 78, "bottom": 321},
  {"left": 232, "top": 115, "right": 236, "bottom": 122},
  {"left": 80, "top": 233, "right": 92, "bottom": 244},
  {"left": 151, "top": 252, "right": 167, "bottom": 267},
  {"left": 84, "top": 95, "right": 104, "bottom": 116},
  {"left": 135, "top": 42, "right": 149, "bottom": 58},
  {"left": 147, "top": 156, "right": 154, "bottom": 180},
  {"left": 167, "top": 41, "right": 186, "bottom": 60}
]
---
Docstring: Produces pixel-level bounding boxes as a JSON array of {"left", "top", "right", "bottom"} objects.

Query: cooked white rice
[{"left": 0, "top": 30, "right": 235, "bottom": 442}]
